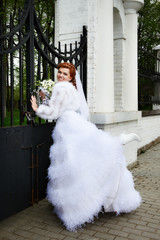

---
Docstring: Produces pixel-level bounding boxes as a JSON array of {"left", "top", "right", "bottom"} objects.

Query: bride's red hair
[{"left": 57, "top": 62, "right": 77, "bottom": 88}]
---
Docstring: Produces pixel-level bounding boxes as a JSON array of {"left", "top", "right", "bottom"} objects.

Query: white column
[
  {"left": 124, "top": 12, "right": 138, "bottom": 111},
  {"left": 95, "top": 0, "right": 114, "bottom": 113},
  {"left": 123, "top": 0, "right": 144, "bottom": 111}
]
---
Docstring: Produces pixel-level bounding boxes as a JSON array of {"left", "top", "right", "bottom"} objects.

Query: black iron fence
[
  {"left": 0, "top": 0, "right": 87, "bottom": 221},
  {"left": 138, "top": 48, "right": 160, "bottom": 110},
  {"left": 0, "top": 0, "right": 87, "bottom": 127}
]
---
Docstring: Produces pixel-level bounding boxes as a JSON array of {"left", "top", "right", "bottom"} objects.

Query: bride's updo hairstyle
[{"left": 57, "top": 62, "right": 77, "bottom": 88}]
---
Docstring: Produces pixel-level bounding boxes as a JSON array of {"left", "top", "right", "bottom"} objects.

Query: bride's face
[{"left": 57, "top": 68, "right": 72, "bottom": 82}]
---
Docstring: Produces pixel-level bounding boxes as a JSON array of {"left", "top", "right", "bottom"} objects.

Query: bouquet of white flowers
[{"left": 32, "top": 79, "right": 55, "bottom": 106}]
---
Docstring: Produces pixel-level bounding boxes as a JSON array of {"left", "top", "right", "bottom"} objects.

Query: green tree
[
  {"left": 138, "top": 0, "right": 160, "bottom": 50},
  {"left": 138, "top": 0, "right": 160, "bottom": 110},
  {"left": 0, "top": 0, "right": 55, "bottom": 126}
]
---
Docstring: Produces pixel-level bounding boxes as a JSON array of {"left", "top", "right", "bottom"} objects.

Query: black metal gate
[
  {"left": 0, "top": 0, "right": 87, "bottom": 220},
  {"left": 138, "top": 48, "right": 160, "bottom": 110}
]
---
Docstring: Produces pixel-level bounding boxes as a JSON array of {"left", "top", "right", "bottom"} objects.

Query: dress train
[{"left": 47, "top": 111, "right": 142, "bottom": 231}]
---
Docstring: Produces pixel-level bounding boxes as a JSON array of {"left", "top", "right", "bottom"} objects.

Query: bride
[{"left": 30, "top": 62, "right": 141, "bottom": 231}]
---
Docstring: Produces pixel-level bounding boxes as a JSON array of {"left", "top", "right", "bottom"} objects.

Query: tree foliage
[
  {"left": 0, "top": 0, "right": 55, "bottom": 37},
  {"left": 35, "top": 0, "right": 55, "bottom": 43},
  {"left": 138, "top": 0, "right": 160, "bottom": 50},
  {"left": 0, "top": 0, "right": 55, "bottom": 125},
  {"left": 138, "top": 0, "right": 160, "bottom": 110}
]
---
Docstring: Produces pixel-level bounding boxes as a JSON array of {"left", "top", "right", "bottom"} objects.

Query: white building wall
[
  {"left": 138, "top": 115, "right": 160, "bottom": 149},
  {"left": 55, "top": 0, "right": 98, "bottom": 112},
  {"left": 55, "top": 0, "right": 147, "bottom": 166},
  {"left": 55, "top": 0, "right": 88, "bottom": 47},
  {"left": 95, "top": 0, "right": 114, "bottom": 113}
]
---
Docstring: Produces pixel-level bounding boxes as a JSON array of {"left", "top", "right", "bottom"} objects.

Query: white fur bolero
[{"left": 36, "top": 81, "right": 80, "bottom": 120}]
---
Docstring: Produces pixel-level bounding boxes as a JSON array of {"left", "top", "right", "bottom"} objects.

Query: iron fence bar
[
  {"left": 52, "top": 39, "right": 55, "bottom": 81},
  {"left": 6, "top": 58, "right": 9, "bottom": 111},
  {"left": 0, "top": 16, "right": 4, "bottom": 127},
  {"left": 58, "top": 42, "right": 61, "bottom": 64},
  {"left": 10, "top": 53, "right": 14, "bottom": 126},
  {"left": 83, "top": 60, "right": 87, "bottom": 97},
  {"left": 37, "top": 35, "right": 41, "bottom": 80},
  {"left": 37, "top": 53, "right": 41, "bottom": 80},
  {"left": 26, "top": 0, "right": 34, "bottom": 113},
  {"left": 82, "top": 26, "right": 87, "bottom": 97},
  {"left": 75, "top": 41, "right": 78, "bottom": 66},
  {"left": 43, "top": 31, "right": 48, "bottom": 80},
  {"left": 37, "top": 36, "right": 42, "bottom": 124},
  {"left": 0, "top": 57, "right": 4, "bottom": 127},
  {"left": 10, "top": 15, "right": 14, "bottom": 126},
  {"left": 19, "top": 9, "right": 23, "bottom": 125},
  {"left": 70, "top": 43, "right": 72, "bottom": 63},
  {"left": 65, "top": 44, "right": 67, "bottom": 57},
  {"left": 80, "top": 62, "right": 83, "bottom": 84},
  {"left": 29, "top": 0, "right": 34, "bottom": 89},
  {"left": 80, "top": 31, "right": 83, "bottom": 81}
]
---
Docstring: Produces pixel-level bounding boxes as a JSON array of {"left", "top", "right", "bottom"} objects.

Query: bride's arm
[{"left": 31, "top": 85, "right": 67, "bottom": 120}]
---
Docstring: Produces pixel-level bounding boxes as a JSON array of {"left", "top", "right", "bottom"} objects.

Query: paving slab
[{"left": 0, "top": 144, "right": 160, "bottom": 240}]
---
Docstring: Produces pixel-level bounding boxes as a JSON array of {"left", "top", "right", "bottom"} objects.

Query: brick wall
[
  {"left": 114, "top": 38, "right": 124, "bottom": 111},
  {"left": 87, "top": 0, "right": 98, "bottom": 112},
  {"left": 113, "top": 1, "right": 125, "bottom": 112}
]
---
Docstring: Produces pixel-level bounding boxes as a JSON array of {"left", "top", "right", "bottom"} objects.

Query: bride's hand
[{"left": 30, "top": 95, "right": 38, "bottom": 112}]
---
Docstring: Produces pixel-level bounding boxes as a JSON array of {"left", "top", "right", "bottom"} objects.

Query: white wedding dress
[{"left": 36, "top": 81, "right": 141, "bottom": 231}]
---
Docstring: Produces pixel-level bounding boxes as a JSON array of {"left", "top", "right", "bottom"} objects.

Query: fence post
[
  {"left": 0, "top": 16, "right": 4, "bottom": 127},
  {"left": 83, "top": 26, "right": 87, "bottom": 98},
  {"left": 26, "top": 0, "right": 35, "bottom": 112}
]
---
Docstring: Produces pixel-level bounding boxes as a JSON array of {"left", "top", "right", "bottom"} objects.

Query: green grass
[{"left": 1, "top": 109, "right": 45, "bottom": 127}]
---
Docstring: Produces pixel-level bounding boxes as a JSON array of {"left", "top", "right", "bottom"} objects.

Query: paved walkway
[{"left": 0, "top": 144, "right": 160, "bottom": 240}]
